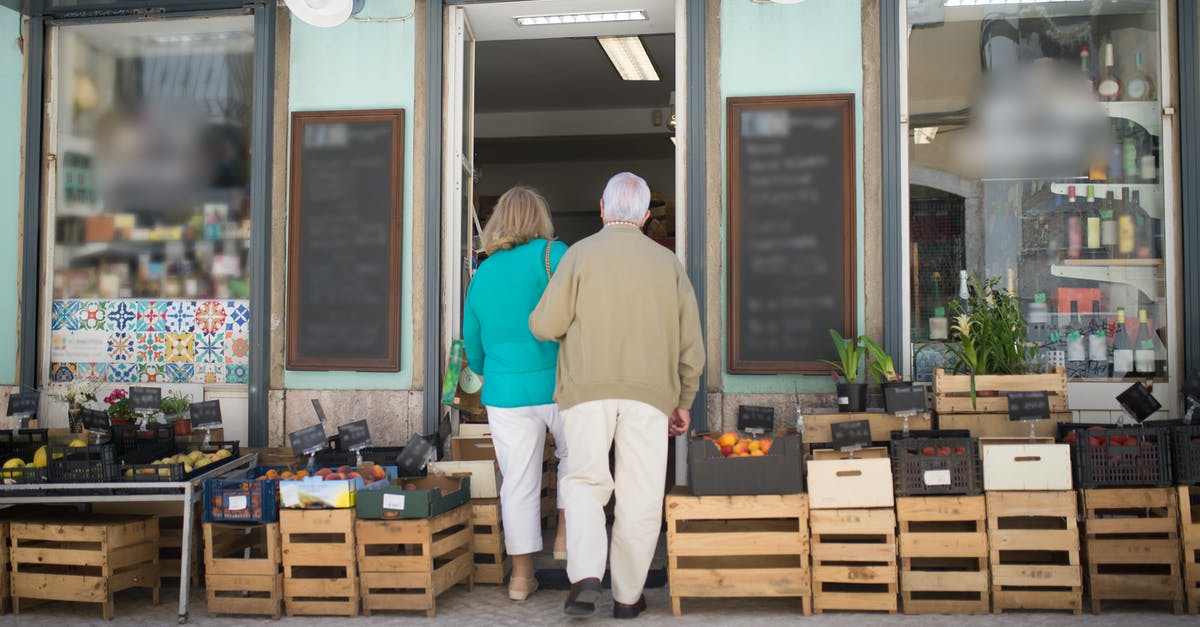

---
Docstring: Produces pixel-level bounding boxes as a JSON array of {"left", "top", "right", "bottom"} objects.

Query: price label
[
  {"left": 226, "top": 495, "right": 248, "bottom": 511},
  {"left": 81, "top": 408, "right": 111, "bottom": 433},
  {"left": 6, "top": 392, "right": 38, "bottom": 418},
  {"left": 1116, "top": 382, "right": 1162, "bottom": 423},
  {"left": 289, "top": 424, "right": 328, "bottom": 456},
  {"left": 924, "top": 469, "right": 952, "bottom": 487},
  {"left": 1006, "top": 391, "right": 1051, "bottom": 422},
  {"left": 831, "top": 419, "right": 872, "bottom": 451},
  {"left": 280, "top": 483, "right": 300, "bottom": 507},
  {"left": 736, "top": 405, "right": 775, "bottom": 433},
  {"left": 189, "top": 400, "right": 223, "bottom": 428},
  {"left": 383, "top": 493, "right": 406, "bottom": 511},
  {"left": 128, "top": 386, "right": 161, "bottom": 413},
  {"left": 884, "top": 384, "right": 927, "bottom": 415},
  {"left": 338, "top": 420, "right": 371, "bottom": 452}
]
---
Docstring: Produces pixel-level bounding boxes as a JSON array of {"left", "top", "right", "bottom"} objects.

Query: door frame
[{"left": 424, "top": 0, "right": 709, "bottom": 435}]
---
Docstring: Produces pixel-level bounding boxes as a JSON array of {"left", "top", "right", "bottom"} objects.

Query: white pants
[
  {"left": 561, "top": 399, "right": 667, "bottom": 605},
  {"left": 486, "top": 404, "right": 567, "bottom": 556}
]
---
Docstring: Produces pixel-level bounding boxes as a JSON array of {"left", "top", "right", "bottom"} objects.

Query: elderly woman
[{"left": 463, "top": 185, "right": 568, "bottom": 601}]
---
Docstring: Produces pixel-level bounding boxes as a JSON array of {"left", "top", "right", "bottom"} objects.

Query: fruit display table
[{"left": 0, "top": 451, "right": 257, "bottom": 623}]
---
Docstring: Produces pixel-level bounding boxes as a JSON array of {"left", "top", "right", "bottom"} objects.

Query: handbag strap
[{"left": 543, "top": 240, "right": 553, "bottom": 280}]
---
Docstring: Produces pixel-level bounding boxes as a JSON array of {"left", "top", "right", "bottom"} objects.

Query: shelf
[
  {"left": 1061, "top": 258, "right": 1164, "bottom": 267},
  {"left": 1101, "top": 101, "right": 1162, "bottom": 136},
  {"left": 1049, "top": 182, "right": 1162, "bottom": 219},
  {"left": 1050, "top": 263, "right": 1161, "bottom": 302},
  {"left": 57, "top": 239, "right": 249, "bottom": 259}
]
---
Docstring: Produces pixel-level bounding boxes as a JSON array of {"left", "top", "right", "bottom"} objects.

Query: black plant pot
[{"left": 836, "top": 383, "right": 868, "bottom": 413}]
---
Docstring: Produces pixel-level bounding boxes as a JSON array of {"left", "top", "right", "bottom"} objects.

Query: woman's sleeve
[
  {"left": 463, "top": 280, "right": 485, "bottom": 374},
  {"left": 548, "top": 240, "right": 569, "bottom": 274}
]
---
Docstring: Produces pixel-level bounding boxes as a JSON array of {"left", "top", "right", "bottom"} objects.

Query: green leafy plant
[
  {"left": 860, "top": 336, "right": 900, "bottom": 384},
  {"left": 945, "top": 276, "right": 1036, "bottom": 408},
  {"left": 822, "top": 329, "right": 864, "bottom": 384},
  {"left": 161, "top": 390, "right": 192, "bottom": 418}
]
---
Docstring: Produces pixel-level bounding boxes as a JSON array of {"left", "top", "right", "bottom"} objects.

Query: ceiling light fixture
[
  {"left": 515, "top": 10, "right": 648, "bottom": 27},
  {"left": 598, "top": 36, "right": 659, "bottom": 81},
  {"left": 913, "top": 126, "right": 939, "bottom": 144}
]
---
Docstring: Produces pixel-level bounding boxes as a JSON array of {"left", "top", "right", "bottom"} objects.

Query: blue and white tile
[
  {"left": 108, "top": 362, "right": 138, "bottom": 383},
  {"left": 224, "top": 300, "right": 250, "bottom": 333},
  {"left": 164, "top": 363, "right": 195, "bottom": 384},
  {"left": 106, "top": 300, "right": 138, "bottom": 331},
  {"left": 163, "top": 300, "right": 198, "bottom": 333},
  {"left": 52, "top": 300, "right": 81, "bottom": 331},
  {"left": 224, "top": 363, "right": 249, "bottom": 385},
  {"left": 195, "top": 332, "right": 224, "bottom": 364}
]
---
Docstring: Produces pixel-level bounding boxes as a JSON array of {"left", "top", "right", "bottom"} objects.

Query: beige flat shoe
[
  {"left": 553, "top": 536, "right": 567, "bottom": 561},
  {"left": 509, "top": 575, "right": 539, "bottom": 601}
]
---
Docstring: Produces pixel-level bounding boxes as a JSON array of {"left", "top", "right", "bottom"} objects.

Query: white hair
[{"left": 601, "top": 172, "right": 651, "bottom": 223}]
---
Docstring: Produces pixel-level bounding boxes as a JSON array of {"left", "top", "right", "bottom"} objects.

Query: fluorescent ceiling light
[
  {"left": 913, "top": 127, "right": 939, "bottom": 144},
  {"left": 598, "top": 36, "right": 659, "bottom": 81},
  {"left": 945, "top": 0, "right": 1082, "bottom": 6},
  {"left": 515, "top": 10, "right": 648, "bottom": 27}
]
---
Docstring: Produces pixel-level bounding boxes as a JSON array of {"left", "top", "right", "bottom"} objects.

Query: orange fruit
[
  {"left": 750, "top": 449, "right": 765, "bottom": 456},
  {"left": 265, "top": 469, "right": 279, "bottom": 480},
  {"left": 732, "top": 441, "right": 750, "bottom": 455},
  {"left": 759, "top": 439, "right": 773, "bottom": 454},
  {"left": 716, "top": 432, "right": 739, "bottom": 448}
]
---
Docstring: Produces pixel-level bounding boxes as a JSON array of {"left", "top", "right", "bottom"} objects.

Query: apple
[
  {"left": 337, "top": 466, "right": 352, "bottom": 475},
  {"left": 315, "top": 468, "right": 332, "bottom": 477},
  {"left": 345, "top": 472, "right": 361, "bottom": 481},
  {"left": 720, "top": 445, "right": 734, "bottom": 457}
]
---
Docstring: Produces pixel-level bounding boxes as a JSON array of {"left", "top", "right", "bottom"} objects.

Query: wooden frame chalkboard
[
  {"left": 286, "top": 110, "right": 404, "bottom": 371},
  {"left": 727, "top": 94, "right": 857, "bottom": 374}
]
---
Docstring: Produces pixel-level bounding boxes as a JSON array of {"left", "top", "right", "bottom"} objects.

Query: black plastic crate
[
  {"left": 111, "top": 423, "right": 175, "bottom": 460},
  {"left": 1172, "top": 424, "right": 1200, "bottom": 485},
  {"left": 890, "top": 436, "right": 981, "bottom": 496},
  {"left": 125, "top": 441, "right": 243, "bottom": 482},
  {"left": 1059, "top": 424, "right": 1173, "bottom": 488},
  {"left": 0, "top": 428, "right": 49, "bottom": 459},
  {"left": 48, "top": 444, "right": 118, "bottom": 483},
  {"left": 203, "top": 476, "right": 280, "bottom": 523},
  {"left": 0, "top": 464, "right": 49, "bottom": 484},
  {"left": 122, "top": 461, "right": 186, "bottom": 482}
]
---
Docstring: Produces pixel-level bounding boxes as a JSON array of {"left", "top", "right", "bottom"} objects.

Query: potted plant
[
  {"left": 945, "top": 276, "right": 1035, "bottom": 409},
  {"left": 823, "top": 329, "right": 867, "bottom": 413},
  {"left": 54, "top": 381, "right": 97, "bottom": 433},
  {"left": 861, "top": 336, "right": 910, "bottom": 413},
  {"left": 104, "top": 388, "right": 135, "bottom": 425},
  {"left": 162, "top": 390, "right": 193, "bottom": 436}
]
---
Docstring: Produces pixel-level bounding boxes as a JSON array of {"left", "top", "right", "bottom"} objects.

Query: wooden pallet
[
  {"left": 665, "top": 488, "right": 811, "bottom": 616},
  {"left": 10, "top": 515, "right": 160, "bottom": 620},
  {"left": 896, "top": 495, "right": 988, "bottom": 614},
  {"left": 986, "top": 490, "right": 1082, "bottom": 614},
  {"left": 1082, "top": 487, "right": 1183, "bottom": 614},
  {"left": 810, "top": 507, "right": 897, "bottom": 614},
  {"left": 204, "top": 522, "right": 283, "bottom": 619},
  {"left": 280, "top": 509, "right": 359, "bottom": 617},
  {"left": 471, "top": 499, "right": 510, "bottom": 585},
  {"left": 933, "top": 367, "right": 1068, "bottom": 415},
  {"left": 91, "top": 502, "right": 203, "bottom": 585},
  {"left": 356, "top": 504, "right": 474, "bottom": 617}
]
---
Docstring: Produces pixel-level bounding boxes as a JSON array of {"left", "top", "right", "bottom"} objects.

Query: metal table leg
[{"left": 178, "top": 482, "right": 193, "bottom": 624}]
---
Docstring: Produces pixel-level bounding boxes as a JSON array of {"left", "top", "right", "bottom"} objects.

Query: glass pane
[
  {"left": 907, "top": 1, "right": 1167, "bottom": 384},
  {"left": 49, "top": 16, "right": 254, "bottom": 387}
]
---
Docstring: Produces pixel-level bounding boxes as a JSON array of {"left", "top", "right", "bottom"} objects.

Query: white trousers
[
  {"left": 561, "top": 399, "right": 667, "bottom": 605},
  {"left": 486, "top": 403, "right": 567, "bottom": 556}
]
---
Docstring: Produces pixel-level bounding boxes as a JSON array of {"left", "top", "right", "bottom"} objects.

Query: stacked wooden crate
[
  {"left": 470, "top": 498, "right": 510, "bottom": 585},
  {"left": 92, "top": 502, "right": 202, "bottom": 586},
  {"left": 896, "top": 495, "right": 989, "bottom": 614},
  {"left": 1081, "top": 487, "right": 1183, "bottom": 614},
  {"left": 203, "top": 522, "right": 283, "bottom": 619},
  {"left": 10, "top": 515, "right": 160, "bottom": 620},
  {"left": 933, "top": 368, "right": 1071, "bottom": 437},
  {"left": 986, "top": 491, "right": 1082, "bottom": 613},
  {"left": 664, "top": 488, "right": 811, "bottom": 616},
  {"left": 356, "top": 506, "right": 474, "bottom": 617},
  {"left": 1180, "top": 485, "right": 1200, "bottom": 613},
  {"left": 280, "top": 509, "right": 359, "bottom": 617}
]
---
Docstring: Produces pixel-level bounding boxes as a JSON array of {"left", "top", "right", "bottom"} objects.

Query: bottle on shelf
[
  {"left": 1134, "top": 308, "right": 1160, "bottom": 378},
  {"left": 1118, "top": 187, "right": 1136, "bottom": 258},
  {"left": 1111, "top": 307, "right": 1134, "bottom": 378},
  {"left": 1132, "top": 190, "right": 1153, "bottom": 259},
  {"left": 1107, "top": 120, "right": 1124, "bottom": 181},
  {"left": 929, "top": 306, "right": 948, "bottom": 341},
  {"left": 1122, "top": 121, "right": 1139, "bottom": 182},
  {"left": 1065, "top": 301, "right": 1088, "bottom": 379},
  {"left": 1027, "top": 292, "right": 1050, "bottom": 347},
  {"left": 1126, "top": 51, "right": 1155, "bottom": 102},
  {"left": 1100, "top": 190, "right": 1118, "bottom": 257},
  {"left": 1087, "top": 301, "right": 1109, "bottom": 378},
  {"left": 1079, "top": 45, "right": 1091, "bottom": 89},
  {"left": 1066, "top": 186, "right": 1082, "bottom": 260},
  {"left": 1096, "top": 39, "right": 1122, "bottom": 101},
  {"left": 1084, "top": 185, "right": 1101, "bottom": 257},
  {"left": 958, "top": 269, "right": 970, "bottom": 308}
]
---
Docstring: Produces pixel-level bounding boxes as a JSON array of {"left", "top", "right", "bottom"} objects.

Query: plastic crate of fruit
[
  {"left": 1171, "top": 424, "right": 1200, "bottom": 485},
  {"left": 203, "top": 475, "right": 281, "bottom": 523},
  {"left": 111, "top": 423, "right": 176, "bottom": 459},
  {"left": 48, "top": 443, "right": 118, "bottom": 483},
  {"left": 121, "top": 442, "right": 241, "bottom": 482},
  {"left": 0, "top": 435, "right": 65, "bottom": 485},
  {"left": 1059, "top": 423, "right": 1173, "bottom": 488},
  {"left": 0, "top": 428, "right": 48, "bottom": 460},
  {"left": 890, "top": 435, "right": 981, "bottom": 496}
]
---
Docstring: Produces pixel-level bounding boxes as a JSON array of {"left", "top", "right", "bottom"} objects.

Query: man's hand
[{"left": 668, "top": 407, "right": 691, "bottom": 437}]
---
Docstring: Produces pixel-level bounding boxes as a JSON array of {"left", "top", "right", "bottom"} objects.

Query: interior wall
[{"left": 0, "top": 7, "right": 22, "bottom": 385}]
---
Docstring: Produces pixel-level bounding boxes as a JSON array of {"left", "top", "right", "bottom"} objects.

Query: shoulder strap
[{"left": 544, "top": 240, "right": 553, "bottom": 280}]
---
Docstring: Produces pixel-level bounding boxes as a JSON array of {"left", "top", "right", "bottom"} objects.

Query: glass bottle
[
  {"left": 1066, "top": 186, "right": 1081, "bottom": 260},
  {"left": 1100, "top": 190, "right": 1117, "bottom": 257},
  {"left": 1132, "top": 190, "right": 1152, "bottom": 259},
  {"left": 1087, "top": 301, "right": 1109, "bottom": 379},
  {"left": 1084, "top": 185, "right": 1101, "bottom": 256},
  {"left": 1134, "top": 309, "right": 1155, "bottom": 377},
  {"left": 1096, "top": 40, "right": 1122, "bottom": 101},
  {"left": 1125, "top": 51, "right": 1155, "bottom": 102},
  {"left": 1111, "top": 308, "right": 1134, "bottom": 378},
  {"left": 1118, "top": 187, "right": 1135, "bottom": 258},
  {"left": 1066, "top": 301, "right": 1088, "bottom": 379},
  {"left": 1122, "top": 121, "right": 1139, "bottom": 180}
]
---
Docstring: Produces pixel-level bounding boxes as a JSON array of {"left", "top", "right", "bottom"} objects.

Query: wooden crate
[
  {"left": 1082, "top": 487, "right": 1183, "bottom": 614},
  {"left": 10, "top": 515, "right": 160, "bottom": 620},
  {"left": 897, "top": 495, "right": 989, "bottom": 614},
  {"left": 91, "top": 502, "right": 202, "bottom": 586},
  {"left": 1179, "top": 485, "right": 1200, "bottom": 614},
  {"left": 810, "top": 507, "right": 897, "bottom": 614},
  {"left": 356, "top": 504, "right": 474, "bottom": 617},
  {"left": 471, "top": 499, "right": 510, "bottom": 585},
  {"left": 203, "top": 522, "right": 283, "bottom": 619},
  {"left": 665, "top": 488, "right": 810, "bottom": 616},
  {"left": 802, "top": 412, "right": 933, "bottom": 452},
  {"left": 986, "top": 490, "right": 1082, "bottom": 614},
  {"left": 280, "top": 509, "right": 359, "bottom": 617},
  {"left": 933, "top": 367, "right": 1068, "bottom": 415},
  {"left": 937, "top": 412, "right": 1073, "bottom": 439},
  {"left": 0, "top": 521, "right": 8, "bottom": 615}
]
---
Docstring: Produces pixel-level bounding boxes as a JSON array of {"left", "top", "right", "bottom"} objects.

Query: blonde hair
[{"left": 480, "top": 186, "right": 555, "bottom": 255}]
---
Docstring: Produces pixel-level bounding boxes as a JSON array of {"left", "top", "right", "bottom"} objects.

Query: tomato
[
  {"left": 1064, "top": 432, "right": 1078, "bottom": 446},
  {"left": 937, "top": 446, "right": 952, "bottom": 457},
  {"left": 921, "top": 447, "right": 935, "bottom": 457},
  {"left": 953, "top": 447, "right": 967, "bottom": 455},
  {"left": 1089, "top": 435, "right": 1106, "bottom": 447}
]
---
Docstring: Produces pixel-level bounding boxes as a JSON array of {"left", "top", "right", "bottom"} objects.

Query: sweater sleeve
[
  {"left": 675, "top": 267, "right": 706, "bottom": 409},
  {"left": 463, "top": 279, "right": 485, "bottom": 374},
  {"left": 530, "top": 249, "right": 577, "bottom": 342},
  {"left": 548, "top": 240, "right": 569, "bottom": 274}
]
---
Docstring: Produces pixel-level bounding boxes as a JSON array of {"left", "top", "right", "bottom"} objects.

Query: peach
[
  {"left": 750, "top": 449, "right": 765, "bottom": 456},
  {"left": 748, "top": 440, "right": 761, "bottom": 453},
  {"left": 371, "top": 465, "right": 387, "bottom": 481},
  {"left": 324, "top": 472, "right": 343, "bottom": 481},
  {"left": 337, "top": 465, "right": 352, "bottom": 475},
  {"left": 716, "top": 432, "right": 739, "bottom": 448},
  {"left": 265, "top": 469, "right": 279, "bottom": 480},
  {"left": 759, "top": 439, "right": 773, "bottom": 454},
  {"left": 732, "top": 441, "right": 750, "bottom": 455},
  {"left": 315, "top": 467, "right": 332, "bottom": 477},
  {"left": 345, "top": 471, "right": 361, "bottom": 480}
]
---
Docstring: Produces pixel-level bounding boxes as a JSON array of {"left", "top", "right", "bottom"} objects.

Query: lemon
[
  {"left": 68, "top": 439, "right": 87, "bottom": 448},
  {"left": 31, "top": 446, "right": 48, "bottom": 468},
  {"left": 2, "top": 458, "right": 25, "bottom": 469}
]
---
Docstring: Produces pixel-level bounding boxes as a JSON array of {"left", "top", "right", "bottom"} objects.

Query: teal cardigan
[{"left": 463, "top": 238, "right": 568, "bottom": 408}]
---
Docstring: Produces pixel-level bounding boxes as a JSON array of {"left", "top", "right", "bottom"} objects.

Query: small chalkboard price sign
[
  {"left": 1006, "top": 391, "right": 1051, "bottom": 422},
  {"left": 831, "top": 419, "right": 872, "bottom": 451},
  {"left": 1116, "top": 382, "right": 1162, "bottom": 423},
  {"left": 884, "top": 384, "right": 927, "bottom": 416},
  {"left": 6, "top": 392, "right": 38, "bottom": 418},
  {"left": 189, "top": 400, "right": 223, "bottom": 429},
  {"left": 82, "top": 408, "right": 111, "bottom": 433},
  {"left": 129, "top": 387, "right": 161, "bottom": 413},
  {"left": 338, "top": 420, "right": 371, "bottom": 452},
  {"left": 290, "top": 424, "right": 328, "bottom": 456},
  {"left": 737, "top": 406, "right": 775, "bottom": 433}
]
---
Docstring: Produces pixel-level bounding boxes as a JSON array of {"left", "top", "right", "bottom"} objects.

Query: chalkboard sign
[
  {"left": 1006, "top": 391, "right": 1051, "bottom": 422},
  {"left": 1116, "top": 382, "right": 1162, "bottom": 423},
  {"left": 128, "top": 386, "right": 161, "bottom": 413},
  {"left": 884, "top": 384, "right": 928, "bottom": 415},
  {"left": 338, "top": 420, "right": 371, "bottom": 452},
  {"left": 831, "top": 419, "right": 872, "bottom": 451},
  {"left": 737, "top": 406, "right": 775, "bottom": 432},
  {"left": 287, "top": 109, "right": 404, "bottom": 371},
  {"left": 727, "top": 95, "right": 857, "bottom": 373},
  {"left": 6, "top": 392, "right": 37, "bottom": 417},
  {"left": 289, "top": 424, "right": 328, "bottom": 456},
  {"left": 82, "top": 408, "right": 110, "bottom": 433},
  {"left": 189, "top": 400, "right": 223, "bottom": 428}
]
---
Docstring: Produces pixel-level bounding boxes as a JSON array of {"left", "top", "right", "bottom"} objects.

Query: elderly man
[{"left": 530, "top": 172, "right": 705, "bottom": 619}]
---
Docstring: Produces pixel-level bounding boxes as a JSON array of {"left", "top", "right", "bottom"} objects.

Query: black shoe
[
  {"left": 613, "top": 595, "right": 647, "bottom": 619},
  {"left": 564, "top": 577, "right": 603, "bottom": 617}
]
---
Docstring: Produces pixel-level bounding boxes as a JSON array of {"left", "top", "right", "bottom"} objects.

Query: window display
[{"left": 907, "top": 1, "right": 1170, "bottom": 385}]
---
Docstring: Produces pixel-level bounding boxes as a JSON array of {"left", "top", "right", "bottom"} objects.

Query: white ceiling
[{"left": 464, "top": 0, "right": 677, "bottom": 41}]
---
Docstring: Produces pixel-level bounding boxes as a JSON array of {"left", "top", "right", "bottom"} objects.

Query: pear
[{"left": 194, "top": 457, "right": 212, "bottom": 469}]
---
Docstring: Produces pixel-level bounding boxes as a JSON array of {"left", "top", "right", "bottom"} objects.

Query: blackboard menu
[
  {"left": 884, "top": 384, "right": 928, "bottom": 415},
  {"left": 727, "top": 95, "right": 856, "bottom": 373},
  {"left": 287, "top": 110, "right": 404, "bottom": 371}
]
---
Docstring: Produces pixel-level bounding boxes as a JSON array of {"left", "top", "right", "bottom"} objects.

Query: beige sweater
[{"left": 530, "top": 224, "right": 705, "bottom": 416}]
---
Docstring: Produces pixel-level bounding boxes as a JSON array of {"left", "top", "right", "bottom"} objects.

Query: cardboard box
[
  {"left": 807, "top": 449, "right": 894, "bottom": 509},
  {"left": 981, "top": 443, "right": 1072, "bottom": 491},
  {"left": 278, "top": 467, "right": 391, "bottom": 509},
  {"left": 687, "top": 433, "right": 804, "bottom": 496},
  {"left": 428, "top": 460, "right": 500, "bottom": 498},
  {"left": 356, "top": 475, "right": 471, "bottom": 519},
  {"left": 458, "top": 424, "right": 492, "bottom": 438},
  {"left": 451, "top": 436, "right": 497, "bottom": 461}
]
